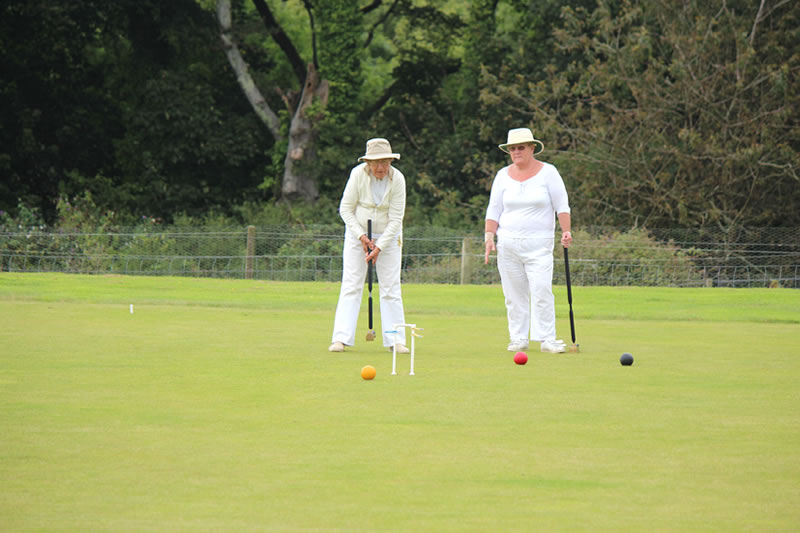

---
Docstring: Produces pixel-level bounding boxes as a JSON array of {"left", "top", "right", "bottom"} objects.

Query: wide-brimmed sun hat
[
  {"left": 498, "top": 128, "right": 544, "bottom": 155},
  {"left": 358, "top": 138, "right": 401, "bottom": 162}
]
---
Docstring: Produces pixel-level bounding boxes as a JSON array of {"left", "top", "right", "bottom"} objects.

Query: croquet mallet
[
  {"left": 564, "top": 246, "right": 580, "bottom": 352},
  {"left": 365, "top": 219, "right": 376, "bottom": 341}
]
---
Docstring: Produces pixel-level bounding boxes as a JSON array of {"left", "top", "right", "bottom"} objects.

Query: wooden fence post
[
  {"left": 246, "top": 225, "right": 255, "bottom": 279},
  {"left": 460, "top": 237, "right": 470, "bottom": 285}
]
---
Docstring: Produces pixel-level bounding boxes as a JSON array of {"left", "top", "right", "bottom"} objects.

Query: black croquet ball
[{"left": 620, "top": 352, "right": 634, "bottom": 366}]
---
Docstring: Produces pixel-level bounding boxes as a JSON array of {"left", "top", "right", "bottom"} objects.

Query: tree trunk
[
  {"left": 217, "top": 0, "right": 329, "bottom": 203},
  {"left": 217, "top": 0, "right": 281, "bottom": 139},
  {"left": 281, "top": 62, "right": 328, "bottom": 201}
]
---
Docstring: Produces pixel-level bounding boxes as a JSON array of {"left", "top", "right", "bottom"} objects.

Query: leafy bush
[{"left": 560, "top": 228, "right": 702, "bottom": 286}]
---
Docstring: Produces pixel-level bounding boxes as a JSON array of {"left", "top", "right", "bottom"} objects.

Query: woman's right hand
[
  {"left": 484, "top": 234, "right": 496, "bottom": 264},
  {"left": 359, "top": 234, "right": 373, "bottom": 254}
]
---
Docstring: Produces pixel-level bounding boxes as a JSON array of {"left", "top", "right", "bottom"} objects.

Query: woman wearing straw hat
[
  {"left": 484, "top": 128, "right": 573, "bottom": 353},
  {"left": 329, "top": 138, "right": 409, "bottom": 354}
]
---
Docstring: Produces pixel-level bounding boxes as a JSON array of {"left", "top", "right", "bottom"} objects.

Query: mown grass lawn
[{"left": 1, "top": 273, "right": 798, "bottom": 531}]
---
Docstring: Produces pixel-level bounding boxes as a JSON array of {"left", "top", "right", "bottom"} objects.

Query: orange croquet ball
[{"left": 361, "top": 365, "right": 377, "bottom": 380}]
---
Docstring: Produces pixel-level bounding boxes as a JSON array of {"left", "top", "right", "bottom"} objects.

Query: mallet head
[
  {"left": 365, "top": 330, "right": 375, "bottom": 341},
  {"left": 569, "top": 344, "right": 580, "bottom": 353}
]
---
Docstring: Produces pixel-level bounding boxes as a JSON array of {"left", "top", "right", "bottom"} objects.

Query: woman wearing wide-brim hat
[
  {"left": 484, "top": 128, "right": 573, "bottom": 354},
  {"left": 329, "top": 138, "right": 409, "bottom": 354}
]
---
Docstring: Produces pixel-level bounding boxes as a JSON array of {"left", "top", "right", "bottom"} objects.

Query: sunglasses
[{"left": 507, "top": 145, "right": 531, "bottom": 152}]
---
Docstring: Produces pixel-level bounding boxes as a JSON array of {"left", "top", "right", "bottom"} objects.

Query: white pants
[
  {"left": 331, "top": 231, "right": 406, "bottom": 347},
  {"left": 497, "top": 236, "right": 557, "bottom": 343}
]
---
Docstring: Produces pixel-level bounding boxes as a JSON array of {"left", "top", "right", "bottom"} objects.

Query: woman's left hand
[{"left": 561, "top": 231, "right": 573, "bottom": 248}]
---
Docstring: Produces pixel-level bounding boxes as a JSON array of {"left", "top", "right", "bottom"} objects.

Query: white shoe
[
  {"left": 507, "top": 340, "right": 529, "bottom": 352},
  {"left": 541, "top": 340, "right": 566, "bottom": 353},
  {"left": 328, "top": 341, "right": 344, "bottom": 352},
  {"left": 389, "top": 344, "right": 410, "bottom": 354}
]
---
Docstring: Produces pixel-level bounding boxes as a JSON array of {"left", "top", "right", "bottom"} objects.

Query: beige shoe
[
  {"left": 328, "top": 341, "right": 344, "bottom": 352},
  {"left": 389, "top": 344, "right": 410, "bottom": 354},
  {"left": 507, "top": 340, "right": 529, "bottom": 352},
  {"left": 540, "top": 340, "right": 566, "bottom": 353}
]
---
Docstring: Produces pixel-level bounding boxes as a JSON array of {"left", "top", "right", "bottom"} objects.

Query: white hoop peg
[
  {"left": 384, "top": 329, "right": 400, "bottom": 375},
  {"left": 390, "top": 323, "right": 422, "bottom": 376}
]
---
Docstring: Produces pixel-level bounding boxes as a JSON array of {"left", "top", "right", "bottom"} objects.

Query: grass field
[{"left": 1, "top": 273, "right": 799, "bottom": 532}]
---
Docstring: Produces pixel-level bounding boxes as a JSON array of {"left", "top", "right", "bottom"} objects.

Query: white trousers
[
  {"left": 497, "top": 236, "right": 557, "bottom": 343},
  {"left": 331, "top": 231, "right": 406, "bottom": 347}
]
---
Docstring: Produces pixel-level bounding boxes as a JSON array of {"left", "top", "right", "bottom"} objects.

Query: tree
[
  {"left": 365, "top": 0, "right": 584, "bottom": 227},
  {"left": 216, "top": 0, "right": 480, "bottom": 205},
  {"left": 1, "top": 0, "right": 272, "bottom": 223},
  {"left": 483, "top": 0, "right": 800, "bottom": 228},
  {"left": 110, "top": 0, "right": 273, "bottom": 221},
  {"left": 0, "top": 1, "right": 119, "bottom": 219},
  {"left": 218, "top": 0, "right": 362, "bottom": 202}
]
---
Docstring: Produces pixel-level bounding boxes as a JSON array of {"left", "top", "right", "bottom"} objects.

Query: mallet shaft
[
  {"left": 367, "top": 220, "right": 374, "bottom": 333},
  {"left": 564, "top": 246, "right": 577, "bottom": 345}
]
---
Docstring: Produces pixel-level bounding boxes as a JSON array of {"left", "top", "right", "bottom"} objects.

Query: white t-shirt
[
  {"left": 371, "top": 175, "right": 389, "bottom": 205},
  {"left": 485, "top": 163, "right": 570, "bottom": 238}
]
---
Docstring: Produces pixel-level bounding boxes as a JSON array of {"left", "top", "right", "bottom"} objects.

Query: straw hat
[
  {"left": 498, "top": 128, "right": 544, "bottom": 155},
  {"left": 358, "top": 138, "right": 401, "bottom": 162}
]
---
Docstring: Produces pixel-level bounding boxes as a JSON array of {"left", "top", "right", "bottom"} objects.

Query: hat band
[{"left": 499, "top": 140, "right": 544, "bottom": 154}]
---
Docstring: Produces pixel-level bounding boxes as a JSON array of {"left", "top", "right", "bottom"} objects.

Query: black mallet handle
[
  {"left": 367, "top": 220, "right": 373, "bottom": 331},
  {"left": 564, "top": 246, "right": 576, "bottom": 345}
]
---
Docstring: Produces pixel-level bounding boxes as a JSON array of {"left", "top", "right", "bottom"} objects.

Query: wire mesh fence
[{"left": 1, "top": 225, "right": 798, "bottom": 288}]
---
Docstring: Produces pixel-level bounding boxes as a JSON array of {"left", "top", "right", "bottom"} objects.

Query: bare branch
[
  {"left": 251, "top": 0, "right": 307, "bottom": 85},
  {"left": 217, "top": 0, "right": 282, "bottom": 140},
  {"left": 762, "top": 0, "right": 793, "bottom": 19},
  {"left": 749, "top": 0, "right": 792, "bottom": 46},
  {"left": 364, "top": 0, "right": 401, "bottom": 48},
  {"left": 361, "top": 0, "right": 383, "bottom": 14},
  {"left": 302, "top": 0, "right": 319, "bottom": 69},
  {"left": 398, "top": 112, "right": 421, "bottom": 150},
  {"left": 759, "top": 160, "right": 800, "bottom": 182},
  {"left": 361, "top": 80, "right": 397, "bottom": 117},
  {"left": 748, "top": 0, "right": 766, "bottom": 46},
  {"left": 275, "top": 87, "right": 295, "bottom": 117}
]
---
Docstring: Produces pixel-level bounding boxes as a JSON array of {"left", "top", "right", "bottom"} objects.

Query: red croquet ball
[{"left": 514, "top": 351, "right": 528, "bottom": 365}]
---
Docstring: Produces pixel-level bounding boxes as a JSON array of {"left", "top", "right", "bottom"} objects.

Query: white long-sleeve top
[
  {"left": 339, "top": 163, "right": 406, "bottom": 250},
  {"left": 485, "top": 163, "right": 570, "bottom": 238}
]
